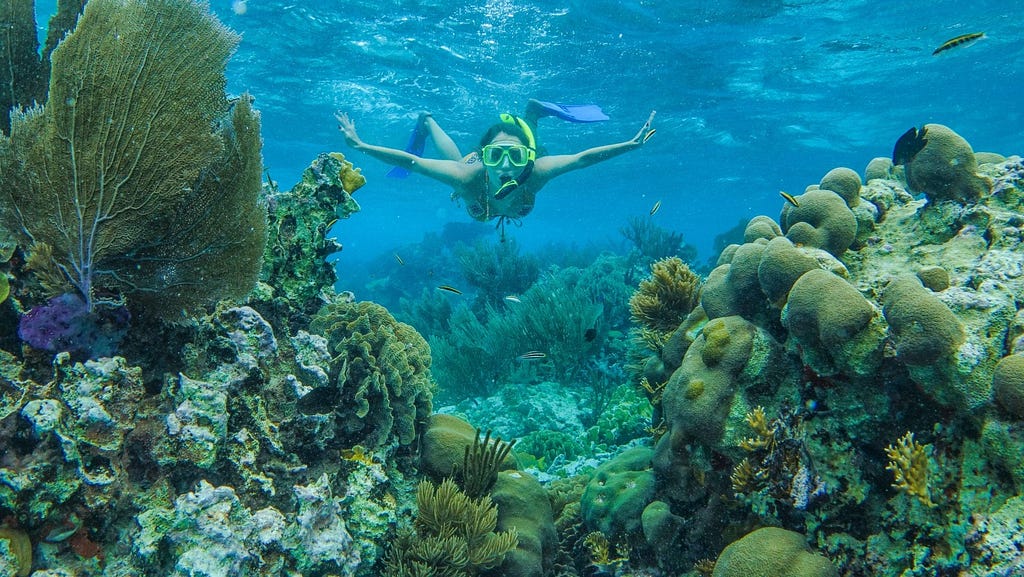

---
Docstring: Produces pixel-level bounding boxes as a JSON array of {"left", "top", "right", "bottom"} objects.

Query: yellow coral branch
[{"left": 885, "top": 432, "right": 935, "bottom": 507}]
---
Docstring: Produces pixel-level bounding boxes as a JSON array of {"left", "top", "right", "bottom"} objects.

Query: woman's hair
[{"left": 478, "top": 121, "right": 532, "bottom": 150}]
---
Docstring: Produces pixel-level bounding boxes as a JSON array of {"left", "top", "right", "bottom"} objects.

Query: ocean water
[
  {"left": 206, "top": 0, "right": 1021, "bottom": 267},
  {"left": 34, "top": 0, "right": 1019, "bottom": 265}
]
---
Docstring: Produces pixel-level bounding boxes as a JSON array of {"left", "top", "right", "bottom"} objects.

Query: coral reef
[{"left": 261, "top": 151, "right": 363, "bottom": 321}]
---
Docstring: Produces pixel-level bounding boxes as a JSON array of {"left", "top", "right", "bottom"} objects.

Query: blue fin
[
  {"left": 532, "top": 100, "right": 609, "bottom": 123},
  {"left": 386, "top": 120, "right": 429, "bottom": 179}
]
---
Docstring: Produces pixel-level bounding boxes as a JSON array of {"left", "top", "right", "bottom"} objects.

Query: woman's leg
[{"left": 420, "top": 113, "right": 463, "bottom": 161}]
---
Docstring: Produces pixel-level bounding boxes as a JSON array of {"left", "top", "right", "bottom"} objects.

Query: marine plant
[
  {"left": 619, "top": 215, "right": 696, "bottom": 265},
  {"left": 0, "top": 0, "right": 266, "bottom": 326},
  {"left": 383, "top": 478, "right": 519, "bottom": 577},
  {"left": 455, "top": 237, "right": 540, "bottom": 312}
]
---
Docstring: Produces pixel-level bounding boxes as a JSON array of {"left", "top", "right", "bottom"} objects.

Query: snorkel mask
[{"left": 488, "top": 113, "right": 537, "bottom": 200}]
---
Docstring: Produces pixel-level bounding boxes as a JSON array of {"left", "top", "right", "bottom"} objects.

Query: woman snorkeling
[{"left": 335, "top": 99, "right": 655, "bottom": 233}]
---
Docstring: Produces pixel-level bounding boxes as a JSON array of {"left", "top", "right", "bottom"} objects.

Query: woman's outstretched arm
[
  {"left": 533, "top": 111, "right": 656, "bottom": 180},
  {"left": 335, "top": 112, "right": 474, "bottom": 187}
]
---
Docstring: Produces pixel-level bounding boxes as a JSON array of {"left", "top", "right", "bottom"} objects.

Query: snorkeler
[{"left": 334, "top": 99, "right": 655, "bottom": 232}]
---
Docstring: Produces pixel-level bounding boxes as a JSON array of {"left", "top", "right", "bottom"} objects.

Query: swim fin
[
  {"left": 386, "top": 119, "right": 429, "bottom": 179},
  {"left": 532, "top": 100, "right": 609, "bottom": 123}
]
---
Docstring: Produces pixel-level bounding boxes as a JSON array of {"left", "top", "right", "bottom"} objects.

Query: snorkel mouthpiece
[{"left": 494, "top": 177, "right": 519, "bottom": 200}]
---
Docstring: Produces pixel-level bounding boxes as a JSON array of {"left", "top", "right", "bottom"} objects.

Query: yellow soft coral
[
  {"left": 885, "top": 432, "right": 935, "bottom": 507},
  {"left": 738, "top": 406, "right": 777, "bottom": 453},
  {"left": 629, "top": 257, "right": 702, "bottom": 333}
]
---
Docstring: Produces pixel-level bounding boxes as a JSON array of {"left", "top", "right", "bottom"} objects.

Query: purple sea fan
[{"left": 18, "top": 293, "right": 130, "bottom": 359}]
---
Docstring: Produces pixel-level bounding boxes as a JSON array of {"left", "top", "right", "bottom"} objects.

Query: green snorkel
[{"left": 492, "top": 113, "right": 537, "bottom": 200}]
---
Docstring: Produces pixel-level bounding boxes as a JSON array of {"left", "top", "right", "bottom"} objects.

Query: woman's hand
[
  {"left": 631, "top": 110, "right": 657, "bottom": 145},
  {"left": 334, "top": 111, "right": 362, "bottom": 148}
]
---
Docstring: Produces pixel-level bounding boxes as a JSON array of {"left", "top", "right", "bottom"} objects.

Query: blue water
[{"left": 39, "top": 1, "right": 1024, "bottom": 265}]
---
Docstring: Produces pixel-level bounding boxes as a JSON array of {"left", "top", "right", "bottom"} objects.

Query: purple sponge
[{"left": 18, "top": 293, "right": 130, "bottom": 359}]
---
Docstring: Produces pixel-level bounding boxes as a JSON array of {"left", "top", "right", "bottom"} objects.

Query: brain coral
[
  {"left": 904, "top": 123, "right": 990, "bottom": 203},
  {"left": 881, "top": 275, "right": 965, "bottom": 367},
  {"left": 780, "top": 189, "right": 858, "bottom": 257},
  {"left": 819, "top": 167, "right": 862, "bottom": 208},
  {"left": 783, "top": 268, "right": 885, "bottom": 377},
  {"left": 307, "top": 299, "right": 433, "bottom": 449},
  {"left": 993, "top": 353, "right": 1024, "bottom": 419},
  {"left": 712, "top": 527, "right": 837, "bottom": 577}
]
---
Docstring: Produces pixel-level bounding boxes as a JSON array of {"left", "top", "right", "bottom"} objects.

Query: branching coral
[
  {"left": 384, "top": 478, "right": 518, "bottom": 576},
  {"left": 629, "top": 257, "right": 703, "bottom": 333},
  {"left": 885, "top": 432, "right": 935, "bottom": 507}
]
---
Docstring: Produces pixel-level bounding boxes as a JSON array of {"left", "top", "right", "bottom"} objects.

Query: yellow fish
[
  {"left": 649, "top": 199, "right": 662, "bottom": 216},
  {"left": 932, "top": 32, "right": 984, "bottom": 56},
  {"left": 779, "top": 191, "right": 800, "bottom": 207}
]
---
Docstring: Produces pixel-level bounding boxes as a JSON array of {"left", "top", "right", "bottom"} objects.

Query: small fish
[
  {"left": 642, "top": 128, "right": 657, "bottom": 143},
  {"left": 649, "top": 199, "right": 662, "bottom": 216},
  {"left": 394, "top": 253, "right": 405, "bottom": 266},
  {"left": 892, "top": 126, "right": 928, "bottom": 165},
  {"left": 437, "top": 285, "right": 462, "bottom": 295},
  {"left": 504, "top": 295, "right": 522, "bottom": 303},
  {"left": 932, "top": 32, "right": 985, "bottom": 56},
  {"left": 517, "top": 351, "right": 547, "bottom": 360},
  {"left": 584, "top": 327, "right": 597, "bottom": 342},
  {"left": 779, "top": 191, "right": 800, "bottom": 207}
]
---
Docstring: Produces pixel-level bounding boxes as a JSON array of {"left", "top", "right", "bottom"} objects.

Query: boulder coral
[
  {"left": 581, "top": 446, "right": 656, "bottom": 539},
  {"left": 712, "top": 527, "right": 838, "bottom": 577},
  {"left": 489, "top": 470, "right": 558, "bottom": 577},
  {"left": 881, "top": 275, "right": 965, "bottom": 366},
  {"left": 660, "top": 315, "right": 782, "bottom": 448},
  {"left": 904, "top": 124, "right": 990, "bottom": 204}
]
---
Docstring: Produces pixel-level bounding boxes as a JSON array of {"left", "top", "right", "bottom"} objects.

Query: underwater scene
[{"left": 1, "top": 0, "right": 1023, "bottom": 576}]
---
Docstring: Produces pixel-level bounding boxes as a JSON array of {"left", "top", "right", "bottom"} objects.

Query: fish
[
  {"left": 779, "top": 191, "right": 800, "bottom": 207},
  {"left": 892, "top": 126, "right": 928, "bottom": 165},
  {"left": 932, "top": 32, "right": 985, "bottom": 56},
  {"left": 584, "top": 327, "right": 597, "bottom": 342},
  {"left": 649, "top": 199, "right": 662, "bottom": 216},
  {"left": 437, "top": 285, "right": 462, "bottom": 295},
  {"left": 516, "top": 351, "right": 547, "bottom": 360},
  {"left": 394, "top": 253, "right": 405, "bottom": 266},
  {"left": 504, "top": 295, "right": 522, "bottom": 303},
  {"left": 642, "top": 128, "right": 657, "bottom": 143}
]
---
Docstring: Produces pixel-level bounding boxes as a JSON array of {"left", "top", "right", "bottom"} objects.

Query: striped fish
[{"left": 932, "top": 32, "right": 984, "bottom": 56}]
